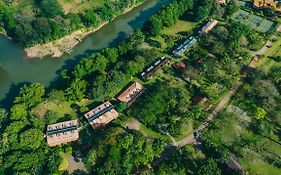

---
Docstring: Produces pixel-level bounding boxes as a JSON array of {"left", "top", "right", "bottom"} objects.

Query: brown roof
[
  {"left": 254, "top": 0, "right": 281, "bottom": 11},
  {"left": 117, "top": 82, "right": 145, "bottom": 104},
  {"left": 173, "top": 62, "right": 186, "bottom": 71},
  {"left": 84, "top": 101, "right": 118, "bottom": 129},
  {"left": 46, "top": 119, "right": 79, "bottom": 147},
  {"left": 200, "top": 19, "right": 218, "bottom": 34}
]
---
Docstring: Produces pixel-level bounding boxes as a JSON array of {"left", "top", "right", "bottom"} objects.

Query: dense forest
[
  {"left": 0, "top": 0, "right": 280, "bottom": 174},
  {"left": 0, "top": 0, "right": 145, "bottom": 46}
]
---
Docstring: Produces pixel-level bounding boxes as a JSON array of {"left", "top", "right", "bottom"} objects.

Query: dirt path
[
  {"left": 125, "top": 118, "right": 141, "bottom": 130},
  {"left": 173, "top": 39, "right": 272, "bottom": 147},
  {"left": 62, "top": 153, "right": 87, "bottom": 173}
]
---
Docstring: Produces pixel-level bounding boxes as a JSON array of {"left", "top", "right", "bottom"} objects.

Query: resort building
[
  {"left": 199, "top": 19, "right": 218, "bottom": 34},
  {"left": 217, "top": 0, "right": 227, "bottom": 4},
  {"left": 253, "top": 0, "right": 281, "bottom": 11},
  {"left": 140, "top": 57, "right": 170, "bottom": 80},
  {"left": 84, "top": 101, "right": 119, "bottom": 129},
  {"left": 117, "top": 82, "right": 145, "bottom": 104},
  {"left": 173, "top": 62, "right": 186, "bottom": 71},
  {"left": 192, "top": 94, "right": 213, "bottom": 111},
  {"left": 46, "top": 119, "right": 79, "bottom": 147},
  {"left": 172, "top": 37, "right": 197, "bottom": 57}
]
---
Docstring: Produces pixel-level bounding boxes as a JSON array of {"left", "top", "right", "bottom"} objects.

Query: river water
[{"left": 0, "top": 0, "right": 172, "bottom": 106}]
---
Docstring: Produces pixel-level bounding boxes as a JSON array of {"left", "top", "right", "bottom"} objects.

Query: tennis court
[
  {"left": 232, "top": 10, "right": 249, "bottom": 21},
  {"left": 246, "top": 15, "right": 263, "bottom": 28},
  {"left": 258, "top": 20, "right": 274, "bottom": 32},
  {"left": 232, "top": 9, "right": 274, "bottom": 32}
]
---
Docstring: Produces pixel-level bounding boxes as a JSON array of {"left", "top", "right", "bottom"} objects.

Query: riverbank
[{"left": 24, "top": 2, "right": 145, "bottom": 59}]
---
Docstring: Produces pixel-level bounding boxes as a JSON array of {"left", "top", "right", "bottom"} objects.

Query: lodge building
[
  {"left": 84, "top": 101, "right": 119, "bottom": 129},
  {"left": 46, "top": 119, "right": 79, "bottom": 147},
  {"left": 199, "top": 19, "right": 218, "bottom": 34},
  {"left": 140, "top": 57, "right": 170, "bottom": 79},
  {"left": 117, "top": 82, "right": 145, "bottom": 104}
]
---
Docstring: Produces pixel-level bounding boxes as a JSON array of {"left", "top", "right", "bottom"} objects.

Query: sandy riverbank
[{"left": 24, "top": 2, "right": 144, "bottom": 59}]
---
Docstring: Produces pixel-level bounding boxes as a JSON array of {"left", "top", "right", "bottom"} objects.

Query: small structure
[
  {"left": 46, "top": 119, "right": 79, "bottom": 147},
  {"left": 117, "top": 82, "right": 145, "bottom": 104},
  {"left": 173, "top": 37, "right": 197, "bottom": 57},
  {"left": 227, "top": 154, "right": 245, "bottom": 173},
  {"left": 199, "top": 19, "right": 218, "bottom": 34},
  {"left": 253, "top": 0, "right": 281, "bottom": 11},
  {"left": 84, "top": 101, "right": 119, "bottom": 129},
  {"left": 173, "top": 62, "right": 186, "bottom": 71},
  {"left": 140, "top": 57, "right": 170, "bottom": 80},
  {"left": 217, "top": 0, "right": 227, "bottom": 4},
  {"left": 191, "top": 94, "right": 213, "bottom": 111}
]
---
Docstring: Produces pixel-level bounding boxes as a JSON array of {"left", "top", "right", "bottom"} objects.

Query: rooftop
[
  {"left": 199, "top": 19, "right": 218, "bottom": 34},
  {"left": 117, "top": 82, "right": 145, "bottom": 104},
  {"left": 141, "top": 57, "right": 170, "bottom": 79},
  {"left": 46, "top": 119, "right": 79, "bottom": 147},
  {"left": 173, "top": 37, "right": 197, "bottom": 57},
  {"left": 84, "top": 101, "right": 119, "bottom": 129},
  {"left": 253, "top": 0, "right": 281, "bottom": 11}
]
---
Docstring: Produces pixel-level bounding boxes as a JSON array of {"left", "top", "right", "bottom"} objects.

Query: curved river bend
[{"left": 0, "top": 0, "right": 172, "bottom": 106}]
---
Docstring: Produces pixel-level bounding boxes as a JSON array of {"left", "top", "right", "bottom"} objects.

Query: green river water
[{"left": 0, "top": 0, "right": 172, "bottom": 106}]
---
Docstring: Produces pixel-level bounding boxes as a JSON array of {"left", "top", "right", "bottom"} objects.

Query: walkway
[{"left": 173, "top": 37, "right": 272, "bottom": 147}]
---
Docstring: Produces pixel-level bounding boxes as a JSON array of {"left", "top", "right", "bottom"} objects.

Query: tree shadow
[{"left": 0, "top": 81, "right": 30, "bottom": 109}]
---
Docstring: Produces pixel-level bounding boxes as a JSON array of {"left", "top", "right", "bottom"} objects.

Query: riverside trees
[{"left": 0, "top": 0, "right": 146, "bottom": 46}]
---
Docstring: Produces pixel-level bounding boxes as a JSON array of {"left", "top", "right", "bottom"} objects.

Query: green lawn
[
  {"left": 161, "top": 20, "right": 198, "bottom": 36},
  {"left": 175, "top": 120, "right": 194, "bottom": 142},
  {"left": 59, "top": 152, "right": 69, "bottom": 171},
  {"left": 139, "top": 123, "right": 170, "bottom": 140},
  {"left": 150, "top": 19, "right": 198, "bottom": 51},
  {"left": 31, "top": 101, "right": 77, "bottom": 119},
  {"left": 257, "top": 57, "right": 278, "bottom": 73},
  {"left": 266, "top": 36, "right": 281, "bottom": 57}
]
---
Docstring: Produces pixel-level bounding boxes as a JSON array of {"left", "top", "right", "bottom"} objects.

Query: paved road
[{"left": 173, "top": 38, "right": 272, "bottom": 147}]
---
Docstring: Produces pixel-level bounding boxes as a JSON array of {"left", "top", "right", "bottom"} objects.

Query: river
[{"left": 0, "top": 0, "right": 172, "bottom": 107}]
